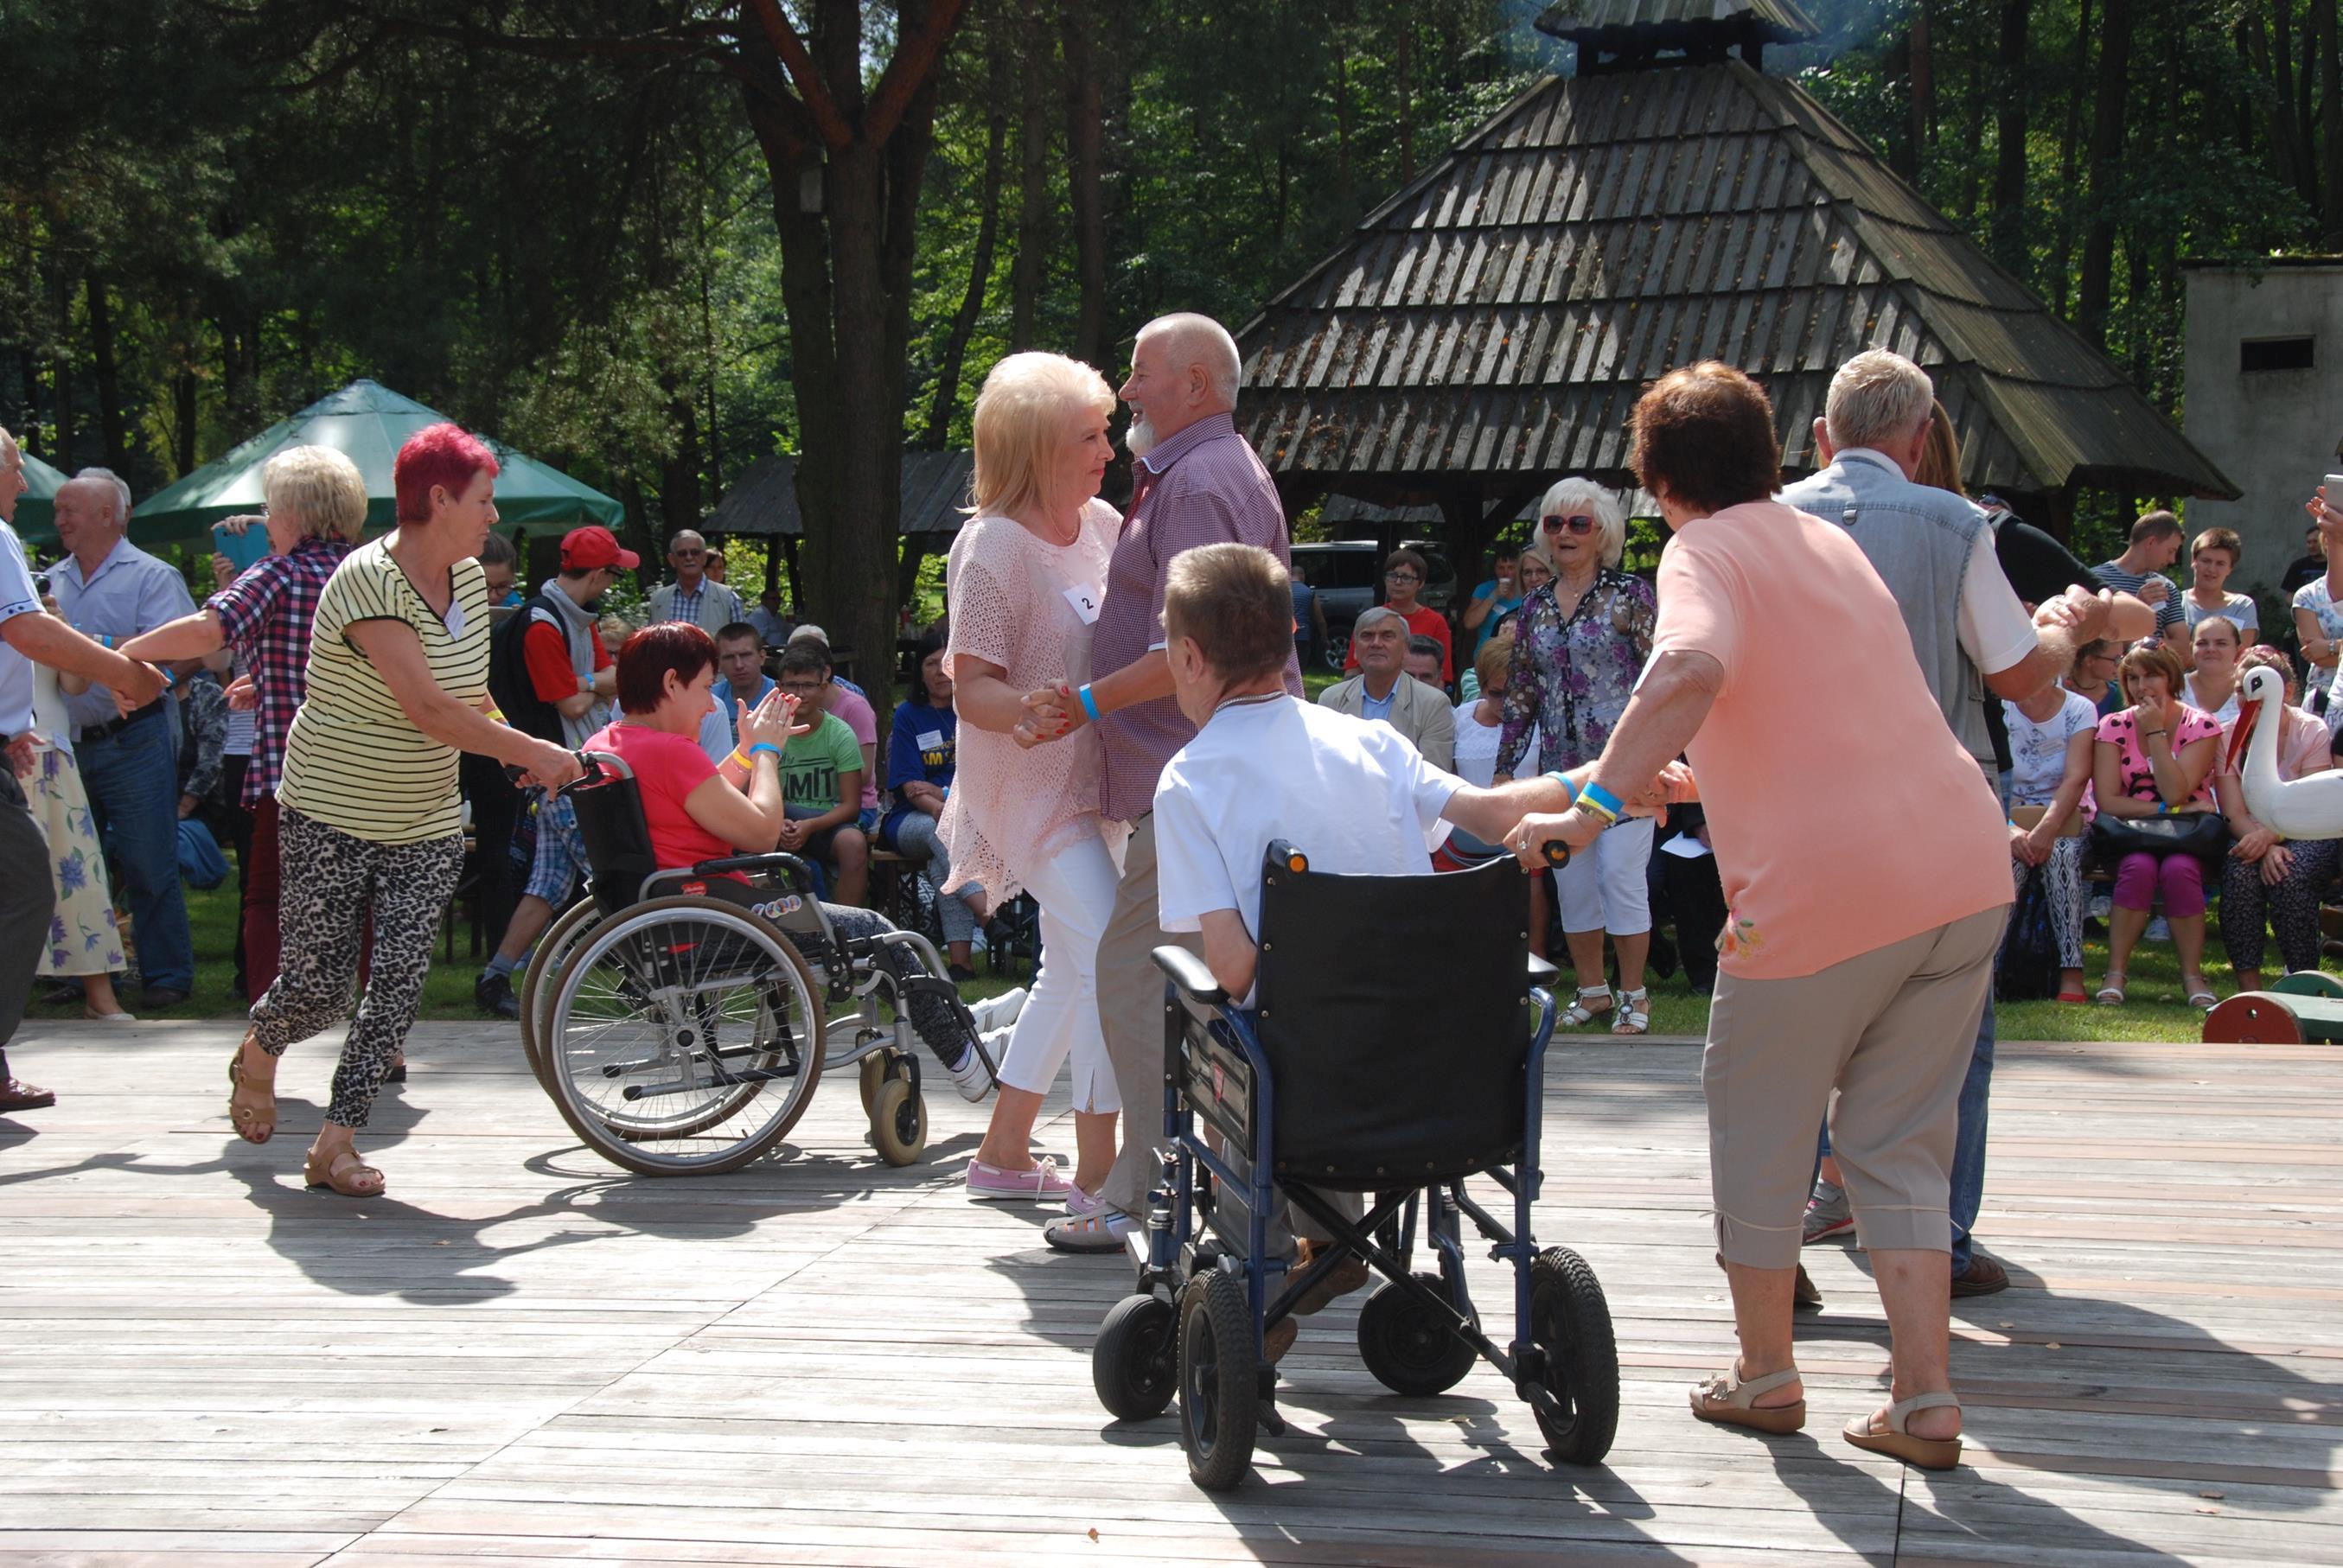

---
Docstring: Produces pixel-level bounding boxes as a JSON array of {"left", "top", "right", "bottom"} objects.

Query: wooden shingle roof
[{"left": 1237, "top": 61, "right": 2238, "bottom": 504}]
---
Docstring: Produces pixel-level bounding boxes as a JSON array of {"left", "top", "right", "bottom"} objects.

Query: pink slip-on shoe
[
  {"left": 1065, "top": 1182, "right": 1102, "bottom": 1217},
  {"left": 965, "top": 1155, "right": 1072, "bottom": 1201}
]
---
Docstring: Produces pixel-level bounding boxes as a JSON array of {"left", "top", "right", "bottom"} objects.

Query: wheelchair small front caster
[
  {"left": 1177, "top": 1268, "right": 1258, "bottom": 1489},
  {"left": 867, "top": 1074, "right": 927, "bottom": 1166},
  {"left": 1094, "top": 1292, "right": 1177, "bottom": 1420},
  {"left": 1357, "top": 1272, "right": 1478, "bottom": 1397},
  {"left": 858, "top": 1049, "right": 889, "bottom": 1114},
  {"left": 1527, "top": 1246, "right": 1619, "bottom": 1464}
]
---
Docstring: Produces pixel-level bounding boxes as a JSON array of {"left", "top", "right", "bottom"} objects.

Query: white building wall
[{"left": 2183, "top": 264, "right": 2343, "bottom": 605}]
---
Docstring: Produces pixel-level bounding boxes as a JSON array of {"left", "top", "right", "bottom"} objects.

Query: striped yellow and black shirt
[{"left": 277, "top": 539, "right": 489, "bottom": 845}]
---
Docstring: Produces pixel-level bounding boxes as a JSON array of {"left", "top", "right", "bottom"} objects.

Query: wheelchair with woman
[{"left": 517, "top": 623, "right": 998, "bottom": 1176}]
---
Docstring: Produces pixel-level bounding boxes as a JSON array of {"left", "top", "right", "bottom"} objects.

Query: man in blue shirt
[
  {"left": 706, "top": 621, "right": 777, "bottom": 755},
  {"left": 0, "top": 430, "right": 168, "bottom": 1108},
  {"left": 49, "top": 468, "right": 199, "bottom": 1006},
  {"left": 1461, "top": 540, "right": 1524, "bottom": 656}
]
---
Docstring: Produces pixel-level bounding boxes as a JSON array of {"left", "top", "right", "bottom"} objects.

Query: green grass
[{"left": 45, "top": 876, "right": 2219, "bottom": 1043}]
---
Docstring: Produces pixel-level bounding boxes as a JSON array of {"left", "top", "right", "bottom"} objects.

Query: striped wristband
[{"left": 1578, "top": 781, "right": 1624, "bottom": 823}]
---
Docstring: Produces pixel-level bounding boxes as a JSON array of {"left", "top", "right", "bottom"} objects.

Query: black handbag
[{"left": 2088, "top": 810, "right": 2229, "bottom": 865}]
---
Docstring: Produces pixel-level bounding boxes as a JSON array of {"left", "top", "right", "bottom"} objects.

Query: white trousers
[
  {"left": 997, "top": 832, "right": 1121, "bottom": 1112},
  {"left": 1555, "top": 813, "right": 1655, "bottom": 935}
]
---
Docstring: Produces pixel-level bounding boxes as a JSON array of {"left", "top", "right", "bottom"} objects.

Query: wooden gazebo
[{"left": 1236, "top": 0, "right": 2237, "bottom": 569}]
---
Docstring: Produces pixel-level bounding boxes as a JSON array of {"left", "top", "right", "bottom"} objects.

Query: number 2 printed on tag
[{"left": 1063, "top": 584, "right": 1101, "bottom": 625}]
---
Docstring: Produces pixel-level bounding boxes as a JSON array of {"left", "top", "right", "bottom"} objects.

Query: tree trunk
[
  {"left": 1989, "top": 0, "right": 2032, "bottom": 274},
  {"left": 1957, "top": 54, "right": 1985, "bottom": 220},
  {"left": 1060, "top": 0, "right": 1108, "bottom": 368},
  {"left": 2048, "top": 0, "right": 2092, "bottom": 315},
  {"left": 1395, "top": 1, "right": 1414, "bottom": 182},
  {"left": 927, "top": 46, "right": 1009, "bottom": 448},
  {"left": 173, "top": 367, "right": 198, "bottom": 477},
  {"left": 48, "top": 263, "right": 76, "bottom": 468},
  {"left": 2320, "top": 0, "right": 2343, "bottom": 245},
  {"left": 2077, "top": 0, "right": 2135, "bottom": 346},
  {"left": 1008, "top": 3, "right": 1051, "bottom": 353},
  {"left": 661, "top": 387, "right": 702, "bottom": 538},
  {"left": 84, "top": 276, "right": 128, "bottom": 472},
  {"left": 1331, "top": 17, "right": 1355, "bottom": 212},
  {"left": 1910, "top": 3, "right": 1935, "bottom": 165}
]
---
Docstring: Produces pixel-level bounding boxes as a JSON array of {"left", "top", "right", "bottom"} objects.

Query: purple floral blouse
[{"left": 1495, "top": 568, "right": 1657, "bottom": 776}]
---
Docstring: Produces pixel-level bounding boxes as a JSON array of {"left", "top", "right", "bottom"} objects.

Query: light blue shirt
[
  {"left": 0, "top": 521, "right": 41, "bottom": 736},
  {"left": 51, "top": 534, "right": 196, "bottom": 735},
  {"left": 1360, "top": 684, "right": 1397, "bottom": 724},
  {"left": 711, "top": 673, "right": 778, "bottom": 748}
]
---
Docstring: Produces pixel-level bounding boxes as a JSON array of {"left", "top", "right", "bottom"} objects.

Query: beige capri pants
[{"left": 1703, "top": 904, "right": 2007, "bottom": 1269}]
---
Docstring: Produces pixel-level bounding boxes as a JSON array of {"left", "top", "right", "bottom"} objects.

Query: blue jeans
[
  {"left": 76, "top": 711, "right": 194, "bottom": 993},
  {"left": 1947, "top": 998, "right": 1995, "bottom": 1272}
]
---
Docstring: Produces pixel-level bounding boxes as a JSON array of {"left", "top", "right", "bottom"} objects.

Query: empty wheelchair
[
  {"left": 519, "top": 750, "right": 993, "bottom": 1176},
  {"left": 1090, "top": 841, "right": 1618, "bottom": 1489}
]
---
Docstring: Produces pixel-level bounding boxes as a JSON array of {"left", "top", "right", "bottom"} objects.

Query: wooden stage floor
[{"left": 0, "top": 1019, "right": 2335, "bottom": 1566}]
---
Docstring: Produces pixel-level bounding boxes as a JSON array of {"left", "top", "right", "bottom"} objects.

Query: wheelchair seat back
[
  {"left": 1252, "top": 843, "right": 1535, "bottom": 1189},
  {"left": 565, "top": 751, "right": 661, "bottom": 916}
]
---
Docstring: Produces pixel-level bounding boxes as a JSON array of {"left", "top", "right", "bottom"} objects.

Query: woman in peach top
[
  {"left": 941, "top": 353, "right": 1123, "bottom": 1205},
  {"left": 1516, "top": 364, "right": 2012, "bottom": 1473}
]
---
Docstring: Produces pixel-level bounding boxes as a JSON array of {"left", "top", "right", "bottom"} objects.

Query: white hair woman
[
  {"left": 1494, "top": 475, "right": 1658, "bottom": 1033},
  {"left": 940, "top": 351, "right": 1126, "bottom": 1207}
]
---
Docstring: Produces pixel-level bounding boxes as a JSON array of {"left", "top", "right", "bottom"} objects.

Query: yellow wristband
[{"left": 726, "top": 749, "right": 751, "bottom": 770}]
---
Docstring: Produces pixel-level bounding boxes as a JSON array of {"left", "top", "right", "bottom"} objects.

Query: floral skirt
[{"left": 29, "top": 743, "right": 126, "bottom": 978}]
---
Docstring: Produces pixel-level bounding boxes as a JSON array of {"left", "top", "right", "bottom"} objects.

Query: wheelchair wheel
[
  {"left": 1357, "top": 1272, "right": 1478, "bottom": 1397},
  {"left": 858, "top": 1047, "right": 891, "bottom": 1115},
  {"left": 1094, "top": 1292, "right": 1177, "bottom": 1421},
  {"left": 545, "top": 896, "right": 826, "bottom": 1175},
  {"left": 520, "top": 897, "right": 603, "bottom": 1092},
  {"left": 1177, "top": 1268, "right": 1258, "bottom": 1490},
  {"left": 1528, "top": 1246, "right": 1620, "bottom": 1464},
  {"left": 867, "top": 1074, "right": 927, "bottom": 1166}
]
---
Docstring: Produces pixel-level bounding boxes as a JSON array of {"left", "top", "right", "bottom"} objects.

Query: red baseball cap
[{"left": 560, "top": 526, "right": 640, "bottom": 570}]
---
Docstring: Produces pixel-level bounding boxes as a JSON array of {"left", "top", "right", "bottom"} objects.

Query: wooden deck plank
[{"left": 0, "top": 1021, "right": 2334, "bottom": 1565}]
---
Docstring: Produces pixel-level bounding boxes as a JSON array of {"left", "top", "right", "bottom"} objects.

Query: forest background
[{"left": 2, "top": 0, "right": 2333, "bottom": 704}]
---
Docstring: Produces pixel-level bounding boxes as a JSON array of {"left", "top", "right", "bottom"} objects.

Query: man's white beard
[{"left": 1127, "top": 411, "right": 1157, "bottom": 457}]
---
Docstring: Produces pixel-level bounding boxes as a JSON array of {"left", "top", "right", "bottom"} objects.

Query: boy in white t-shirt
[{"left": 1063, "top": 544, "right": 1676, "bottom": 1335}]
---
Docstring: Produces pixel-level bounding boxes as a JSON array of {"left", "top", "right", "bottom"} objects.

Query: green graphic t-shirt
[{"left": 781, "top": 711, "right": 863, "bottom": 814}]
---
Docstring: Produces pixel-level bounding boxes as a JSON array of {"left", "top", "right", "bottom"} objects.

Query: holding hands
[
  {"left": 1015, "top": 682, "right": 1082, "bottom": 749},
  {"left": 1509, "top": 762, "right": 1697, "bottom": 870}
]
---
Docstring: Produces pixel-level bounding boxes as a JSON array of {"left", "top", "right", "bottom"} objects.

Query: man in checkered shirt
[{"left": 646, "top": 529, "right": 745, "bottom": 628}]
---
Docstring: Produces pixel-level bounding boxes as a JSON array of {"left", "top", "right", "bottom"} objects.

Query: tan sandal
[
  {"left": 227, "top": 1042, "right": 274, "bottom": 1145},
  {"left": 1843, "top": 1389, "right": 1962, "bottom": 1470},
  {"left": 303, "top": 1148, "right": 386, "bottom": 1198},
  {"left": 1689, "top": 1364, "right": 1806, "bottom": 1434}
]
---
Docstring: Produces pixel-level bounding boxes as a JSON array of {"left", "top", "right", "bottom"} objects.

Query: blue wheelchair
[{"left": 1090, "top": 841, "right": 1619, "bottom": 1489}]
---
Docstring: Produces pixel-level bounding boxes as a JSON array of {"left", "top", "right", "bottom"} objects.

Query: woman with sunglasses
[
  {"left": 1342, "top": 546, "right": 1452, "bottom": 685},
  {"left": 1495, "top": 478, "right": 1658, "bottom": 1033}
]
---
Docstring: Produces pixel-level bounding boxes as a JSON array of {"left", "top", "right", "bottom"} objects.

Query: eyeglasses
[
  {"left": 1542, "top": 514, "right": 1597, "bottom": 535},
  {"left": 673, "top": 548, "right": 705, "bottom": 558},
  {"left": 1384, "top": 570, "right": 1422, "bottom": 583}
]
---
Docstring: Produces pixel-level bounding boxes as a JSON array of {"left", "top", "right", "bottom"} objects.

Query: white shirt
[
  {"left": 1835, "top": 448, "right": 2037, "bottom": 679},
  {"left": 2001, "top": 689, "right": 2098, "bottom": 806},
  {"left": 1451, "top": 701, "right": 1536, "bottom": 789},
  {"left": 0, "top": 521, "right": 41, "bottom": 737},
  {"left": 1155, "top": 695, "right": 1461, "bottom": 1002},
  {"left": 2185, "top": 674, "right": 2241, "bottom": 730}
]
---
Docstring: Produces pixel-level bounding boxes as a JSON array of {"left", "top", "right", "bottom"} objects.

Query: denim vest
[{"left": 1778, "top": 453, "right": 1994, "bottom": 764}]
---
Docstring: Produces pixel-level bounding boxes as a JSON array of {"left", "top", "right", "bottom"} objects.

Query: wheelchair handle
[{"left": 1542, "top": 839, "right": 1570, "bottom": 868}]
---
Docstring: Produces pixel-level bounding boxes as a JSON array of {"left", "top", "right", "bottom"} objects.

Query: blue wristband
[
  {"left": 1077, "top": 684, "right": 1101, "bottom": 723},
  {"left": 748, "top": 743, "right": 781, "bottom": 761},
  {"left": 1580, "top": 781, "right": 1625, "bottom": 821},
  {"left": 1542, "top": 769, "right": 1577, "bottom": 803}
]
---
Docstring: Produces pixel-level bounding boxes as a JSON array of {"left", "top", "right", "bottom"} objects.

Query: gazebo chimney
[{"left": 1535, "top": 0, "right": 1820, "bottom": 75}]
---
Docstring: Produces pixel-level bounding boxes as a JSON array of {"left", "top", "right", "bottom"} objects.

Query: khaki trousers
[
  {"left": 1097, "top": 813, "right": 1203, "bottom": 1218},
  {"left": 1704, "top": 903, "right": 2006, "bottom": 1269}
]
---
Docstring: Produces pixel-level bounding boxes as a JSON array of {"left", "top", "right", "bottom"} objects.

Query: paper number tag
[
  {"left": 916, "top": 730, "right": 945, "bottom": 750},
  {"left": 1063, "top": 585, "right": 1101, "bottom": 625}
]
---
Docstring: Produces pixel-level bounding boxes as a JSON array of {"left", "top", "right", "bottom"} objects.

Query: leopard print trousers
[{"left": 248, "top": 808, "right": 463, "bottom": 1130}]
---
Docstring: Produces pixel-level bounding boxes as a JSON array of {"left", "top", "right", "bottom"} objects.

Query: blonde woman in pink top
[
  {"left": 941, "top": 353, "right": 1124, "bottom": 1206},
  {"left": 1516, "top": 364, "right": 2013, "bottom": 1473}
]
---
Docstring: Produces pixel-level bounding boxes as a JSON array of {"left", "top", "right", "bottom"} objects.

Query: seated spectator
[
  {"left": 1149, "top": 540, "right": 1643, "bottom": 1359},
  {"left": 1403, "top": 633, "right": 1448, "bottom": 698},
  {"left": 704, "top": 546, "right": 727, "bottom": 584},
  {"left": 747, "top": 589, "right": 794, "bottom": 647},
  {"left": 2280, "top": 520, "right": 2326, "bottom": 597},
  {"left": 2065, "top": 638, "right": 2123, "bottom": 715},
  {"left": 2216, "top": 647, "right": 2340, "bottom": 991},
  {"left": 786, "top": 633, "right": 881, "bottom": 832},
  {"left": 172, "top": 666, "right": 230, "bottom": 889},
  {"left": 1462, "top": 541, "right": 1523, "bottom": 657},
  {"left": 1342, "top": 546, "right": 1452, "bottom": 685},
  {"left": 882, "top": 634, "right": 986, "bottom": 978},
  {"left": 1450, "top": 632, "right": 1550, "bottom": 957},
  {"left": 477, "top": 530, "right": 521, "bottom": 608},
  {"left": 708, "top": 621, "right": 776, "bottom": 749},
  {"left": 773, "top": 641, "right": 870, "bottom": 904},
  {"left": 2184, "top": 527, "right": 2258, "bottom": 637},
  {"left": 2094, "top": 509, "right": 2188, "bottom": 659},
  {"left": 2093, "top": 643, "right": 2222, "bottom": 1007},
  {"left": 2002, "top": 679, "right": 2098, "bottom": 1004},
  {"left": 1318, "top": 606, "right": 1455, "bottom": 769},
  {"left": 583, "top": 623, "right": 994, "bottom": 1100},
  {"left": 2185, "top": 615, "right": 2244, "bottom": 726},
  {"left": 2292, "top": 486, "right": 2343, "bottom": 728}
]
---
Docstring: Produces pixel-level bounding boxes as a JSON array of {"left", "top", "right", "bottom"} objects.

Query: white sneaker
[
  {"left": 969, "top": 987, "right": 1028, "bottom": 1036},
  {"left": 947, "top": 1042, "right": 993, "bottom": 1102},
  {"left": 2144, "top": 915, "right": 2172, "bottom": 941}
]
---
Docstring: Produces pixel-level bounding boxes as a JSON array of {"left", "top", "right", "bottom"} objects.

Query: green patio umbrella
[
  {"left": 112, "top": 379, "right": 623, "bottom": 547},
  {"left": 9, "top": 449, "right": 69, "bottom": 542}
]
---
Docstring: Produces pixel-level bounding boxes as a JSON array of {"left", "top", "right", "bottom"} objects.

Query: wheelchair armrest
[
  {"left": 1152, "top": 945, "right": 1227, "bottom": 1006},
  {"left": 690, "top": 852, "right": 806, "bottom": 876},
  {"left": 1526, "top": 953, "right": 1560, "bottom": 987}
]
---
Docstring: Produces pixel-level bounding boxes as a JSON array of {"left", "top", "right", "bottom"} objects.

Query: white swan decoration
[{"left": 2231, "top": 664, "right": 2343, "bottom": 838}]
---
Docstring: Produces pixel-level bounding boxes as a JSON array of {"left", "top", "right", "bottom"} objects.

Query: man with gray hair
[
  {"left": 646, "top": 528, "right": 744, "bottom": 628},
  {"left": 0, "top": 430, "right": 169, "bottom": 1106},
  {"left": 48, "top": 467, "right": 200, "bottom": 1007},
  {"left": 1016, "top": 310, "right": 1304, "bottom": 1253},
  {"left": 1317, "top": 607, "right": 1457, "bottom": 768},
  {"left": 1778, "top": 347, "right": 2115, "bottom": 1300}
]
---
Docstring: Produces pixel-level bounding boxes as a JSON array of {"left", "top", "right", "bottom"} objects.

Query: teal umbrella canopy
[
  {"left": 100, "top": 379, "right": 622, "bottom": 548},
  {"left": 10, "top": 450, "right": 70, "bottom": 541}
]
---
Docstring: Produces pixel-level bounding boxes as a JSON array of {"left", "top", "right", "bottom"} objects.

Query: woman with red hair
[{"left": 223, "top": 424, "right": 582, "bottom": 1198}]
